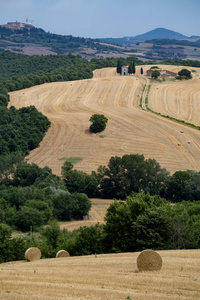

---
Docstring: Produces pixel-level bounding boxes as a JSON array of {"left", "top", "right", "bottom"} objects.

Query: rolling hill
[
  {"left": 1, "top": 23, "right": 200, "bottom": 60},
  {"left": 8, "top": 66, "right": 200, "bottom": 176},
  {"left": 100, "top": 27, "right": 190, "bottom": 46}
]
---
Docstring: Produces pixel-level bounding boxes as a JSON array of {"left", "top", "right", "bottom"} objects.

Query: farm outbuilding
[
  {"left": 121, "top": 65, "right": 129, "bottom": 76},
  {"left": 146, "top": 68, "right": 178, "bottom": 78}
]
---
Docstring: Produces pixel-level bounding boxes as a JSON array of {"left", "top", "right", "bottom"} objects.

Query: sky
[{"left": 1, "top": 0, "right": 200, "bottom": 38}]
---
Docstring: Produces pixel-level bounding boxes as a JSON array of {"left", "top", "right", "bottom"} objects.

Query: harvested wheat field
[
  {"left": 60, "top": 198, "right": 114, "bottom": 231},
  {"left": 1, "top": 250, "right": 200, "bottom": 299},
  {"left": 147, "top": 65, "right": 200, "bottom": 126},
  {"left": 9, "top": 66, "right": 200, "bottom": 175}
]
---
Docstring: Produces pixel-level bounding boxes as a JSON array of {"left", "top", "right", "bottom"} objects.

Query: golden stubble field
[
  {"left": 9, "top": 65, "right": 200, "bottom": 176},
  {"left": 1, "top": 249, "right": 200, "bottom": 299},
  {"left": 147, "top": 66, "right": 200, "bottom": 126}
]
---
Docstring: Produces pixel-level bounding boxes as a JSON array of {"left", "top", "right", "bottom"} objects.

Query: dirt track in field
[
  {"left": 1, "top": 249, "right": 200, "bottom": 299},
  {"left": 9, "top": 66, "right": 200, "bottom": 175}
]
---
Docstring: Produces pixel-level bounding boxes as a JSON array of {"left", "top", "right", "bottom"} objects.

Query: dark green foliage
[
  {"left": 103, "top": 193, "right": 170, "bottom": 252},
  {"left": 160, "top": 171, "right": 190, "bottom": 202},
  {"left": 151, "top": 70, "right": 160, "bottom": 79},
  {"left": 128, "top": 62, "right": 135, "bottom": 74},
  {"left": 99, "top": 154, "right": 169, "bottom": 199},
  {"left": 24, "top": 200, "right": 52, "bottom": 223},
  {"left": 40, "top": 220, "right": 61, "bottom": 248},
  {"left": 89, "top": 114, "right": 108, "bottom": 133},
  {"left": 178, "top": 68, "right": 192, "bottom": 79},
  {"left": 0, "top": 51, "right": 93, "bottom": 83},
  {"left": 16, "top": 206, "right": 44, "bottom": 231},
  {"left": 117, "top": 59, "right": 122, "bottom": 74},
  {"left": 62, "top": 168, "right": 98, "bottom": 197},
  {"left": 0, "top": 223, "right": 28, "bottom": 263},
  {"left": 71, "top": 223, "right": 104, "bottom": 255},
  {"left": 52, "top": 192, "right": 91, "bottom": 221},
  {"left": 140, "top": 67, "right": 143, "bottom": 75},
  {"left": 135, "top": 207, "right": 173, "bottom": 250},
  {"left": 13, "top": 163, "right": 50, "bottom": 187},
  {"left": 0, "top": 106, "right": 50, "bottom": 156}
]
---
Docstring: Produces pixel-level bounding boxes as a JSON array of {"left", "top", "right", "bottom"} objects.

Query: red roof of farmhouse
[{"left": 151, "top": 68, "right": 178, "bottom": 74}]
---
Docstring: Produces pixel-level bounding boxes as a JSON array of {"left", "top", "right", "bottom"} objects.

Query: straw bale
[
  {"left": 25, "top": 247, "right": 41, "bottom": 262},
  {"left": 136, "top": 249, "right": 162, "bottom": 272},
  {"left": 56, "top": 250, "right": 70, "bottom": 258}
]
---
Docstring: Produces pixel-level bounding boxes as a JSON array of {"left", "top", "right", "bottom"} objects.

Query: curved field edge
[
  {"left": 1, "top": 249, "right": 200, "bottom": 300},
  {"left": 8, "top": 66, "right": 200, "bottom": 175}
]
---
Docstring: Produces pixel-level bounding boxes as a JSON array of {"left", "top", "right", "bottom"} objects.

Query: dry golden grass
[
  {"left": 9, "top": 66, "right": 200, "bottom": 175},
  {"left": 1, "top": 250, "right": 200, "bottom": 299},
  {"left": 147, "top": 65, "right": 200, "bottom": 126},
  {"left": 59, "top": 198, "right": 114, "bottom": 231},
  {"left": 25, "top": 247, "right": 41, "bottom": 262}
]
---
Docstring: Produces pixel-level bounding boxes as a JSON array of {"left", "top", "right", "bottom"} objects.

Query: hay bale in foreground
[
  {"left": 136, "top": 249, "right": 162, "bottom": 272},
  {"left": 56, "top": 250, "right": 70, "bottom": 258},
  {"left": 25, "top": 247, "right": 41, "bottom": 262}
]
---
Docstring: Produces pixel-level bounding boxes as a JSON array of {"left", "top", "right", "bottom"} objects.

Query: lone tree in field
[
  {"left": 89, "top": 114, "right": 108, "bottom": 133},
  {"left": 151, "top": 70, "right": 160, "bottom": 79},
  {"left": 140, "top": 67, "right": 143, "bottom": 75}
]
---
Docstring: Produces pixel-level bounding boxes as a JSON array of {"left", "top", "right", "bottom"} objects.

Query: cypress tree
[
  {"left": 132, "top": 62, "right": 136, "bottom": 74},
  {"left": 117, "top": 60, "right": 122, "bottom": 74}
]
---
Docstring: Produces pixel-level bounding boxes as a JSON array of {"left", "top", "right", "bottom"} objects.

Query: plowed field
[
  {"left": 9, "top": 66, "right": 200, "bottom": 175},
  {"left": 1, "top": 249, "right": 200, "bottom": 299}
]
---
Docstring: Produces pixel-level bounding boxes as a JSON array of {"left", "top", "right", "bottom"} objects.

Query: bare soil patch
[
  {"left": 9, "top": 66, "right": 200, "bottom": 175},
  {"left": 1, "top": 249, "right": 200, "bottom": 299}
]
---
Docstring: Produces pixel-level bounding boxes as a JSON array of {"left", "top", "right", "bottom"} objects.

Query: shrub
[{"left": 89, "top": 114, "right": 108, "bottom": 133}]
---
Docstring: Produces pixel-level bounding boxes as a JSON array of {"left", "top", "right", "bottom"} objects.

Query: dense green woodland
[{"left": 1, "top": 51, "right": 200, "bottom": 263}]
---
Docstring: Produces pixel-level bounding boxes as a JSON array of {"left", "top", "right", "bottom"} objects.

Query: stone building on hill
[
  {"left": 1, "top": 20, "right": 34, "bottom": 31},
  {"left": 146, "top": 68, "right": 178, "bottom": 78},
  {"left": 121, "top": 65, "right": 129, "bottom": 76}
]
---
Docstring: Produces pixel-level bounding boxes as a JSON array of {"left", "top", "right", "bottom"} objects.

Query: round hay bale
[
  {"left": 136, "top": 249, "right": 162, "bottom": 272},
  {"left": 25, "top": 247, "right": 41, "bottom": 262},
  {"left": 56, "top": 250, "right": 70, "bottom": 258}
]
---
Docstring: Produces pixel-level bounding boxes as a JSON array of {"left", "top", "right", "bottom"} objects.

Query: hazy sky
[{"left": 1, "top": 0, "right": 199, "bottom": 38}]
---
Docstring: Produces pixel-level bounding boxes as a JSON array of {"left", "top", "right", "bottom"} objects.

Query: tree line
[{"left": 1, "top": 192, "right": 200, "bottom": 263}]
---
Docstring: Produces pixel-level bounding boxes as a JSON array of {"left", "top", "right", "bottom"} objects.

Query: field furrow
[{"left": 148, "top": 66, "right": 200, "bottom": 126}]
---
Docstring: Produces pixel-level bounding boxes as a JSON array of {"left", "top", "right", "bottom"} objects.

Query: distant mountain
[{"left": 100, "top": 28, "right": 190, "bottom": 46}]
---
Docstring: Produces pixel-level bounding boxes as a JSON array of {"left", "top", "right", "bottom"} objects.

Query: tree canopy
[{"left": 89, "top": 114, "right": 108, "bottom": 133}]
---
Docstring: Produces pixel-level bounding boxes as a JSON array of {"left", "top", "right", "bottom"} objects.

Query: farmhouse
[
  {"left": 146, "top": 68, "right": 178, "bottom": 78},
  {"left": 121, "top": 65, "right": 129, "bottom": 76}
]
